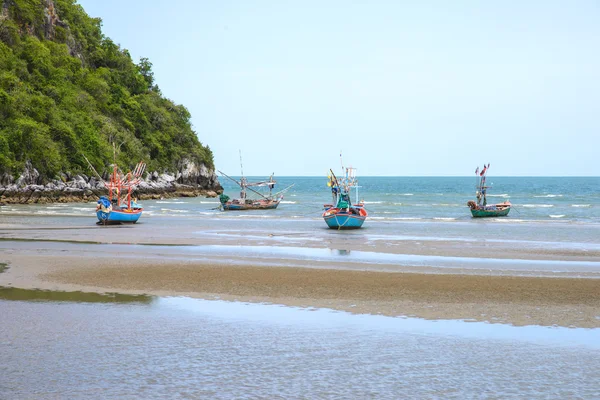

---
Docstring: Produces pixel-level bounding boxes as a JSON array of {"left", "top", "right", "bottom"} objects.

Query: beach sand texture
[{"left": 1, "top": 217, "right": 599, "bottom": 328}]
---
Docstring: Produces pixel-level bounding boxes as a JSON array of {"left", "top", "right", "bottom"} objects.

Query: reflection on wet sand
[{"left": 0, "top": 286, "right": 153, "bottom": 304}]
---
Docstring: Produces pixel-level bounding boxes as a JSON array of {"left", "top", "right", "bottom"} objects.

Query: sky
[{"left": 77, "top": 1, "right": 600, "bottom": 176}]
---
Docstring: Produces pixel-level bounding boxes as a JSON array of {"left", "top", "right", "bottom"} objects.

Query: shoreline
[
  {"left": 2, "top": 222, "right": 600, "bottom": 263},
  {"left": 1, "top": 253, "right": 599, "bottom": 328}
]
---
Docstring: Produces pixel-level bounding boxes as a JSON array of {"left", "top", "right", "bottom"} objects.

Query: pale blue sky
[{"left": 78, "top": 1, "right": 599, "bottom": 176}]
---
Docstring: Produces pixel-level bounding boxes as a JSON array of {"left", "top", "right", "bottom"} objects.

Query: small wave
[
  {"left": 572, "top": 204, "right": 591, "bottom": 208},
  {"left": 362, "top": 201, "right": 383, "bottom": 204},
  {"left": 370, "top": 216, "right": 422, "bottom": 221},
  {"left": 156, "top": 201, "right": 187, "bottom": 204},
  {"left": 522, "top": 204, "right": 554, "bottom": 208},
  {"left": 159, "top": 208, "right": 189, "bottom": 213},
  {"left": 200, "top": 201, "right": 219, "bottom": 204},
  {"left": 235, "top": 215, "right": 276, "bottom": 219},
  {"left": 487, "top": 194, "right": 509, "bottom": 198},
  {"left": 549, "top": 215, "right": 565, "bottom": 218},
  {"left": 401, "top": 193, "right": 414, "bottom": 196},
  {"left": 280, "top": 201, "right": 297, "bottom": 204},
  {"left": 392, "top": 203, "right": 403, "bottom": 206},
  {"left": 433, "top": 217, "right": 456, "bottom": 221},
  {"left": 534, "top": 194, "right": 563, "bottom": 198}
]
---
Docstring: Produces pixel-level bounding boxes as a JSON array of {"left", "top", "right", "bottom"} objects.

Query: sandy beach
[
  {"left": 2, "top": 215, "right": 600, "bottom": 328},
  {"left": 1, "top": 232, "right": 599, "bottom": 328}
]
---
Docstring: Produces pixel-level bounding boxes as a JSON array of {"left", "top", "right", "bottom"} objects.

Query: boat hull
[
  {"left": 323, "top": 214, "right": 366, "bottom": 229},
  {"left": 222, "top": 200, "right": 280, "bottom": 210},
  {"left": 470, "top": 207, "right": 510, "bottom": 218},
  {"left": 323, "top": 207, "right": 368, "bottom": 229},
  {"left": 96, "top": 209, "right": 143, "bottom": 224}
]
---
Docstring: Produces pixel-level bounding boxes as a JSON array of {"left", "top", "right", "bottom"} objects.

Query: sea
[
  {"left": 1, "top": 176, "right": 599, "bottom": 399},
  {"left": 2, "top": 176, "right": 599, "bottom": 222}
]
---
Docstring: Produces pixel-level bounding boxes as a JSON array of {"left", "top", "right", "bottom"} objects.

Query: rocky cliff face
[
  {"left": 0, "top": 161, "right": 223, "bottom": 204},
  {"left": 1, "top": 0, "right": 77, "bottom": 52},
  {"left": 0, "top": 0, "right": 223, "bottom": 204}
]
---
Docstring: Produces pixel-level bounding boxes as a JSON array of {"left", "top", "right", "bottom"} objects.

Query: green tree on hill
[{"left": 0, "top": 0, "right": 214, "bottom": 181}]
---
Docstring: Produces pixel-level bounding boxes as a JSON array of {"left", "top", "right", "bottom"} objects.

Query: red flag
[
  {"left": 475, "top": 167, "right": 479, "bottom": 175},
  {"left": 480, "top": 166, "right": 487, "bottom": 176}
]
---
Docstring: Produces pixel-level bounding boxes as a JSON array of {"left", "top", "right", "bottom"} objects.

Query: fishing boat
[
  {"left": 95, "top": 161, "right": 146, "bottom": 224},
  {"left": 217, "top": 154, "right": 294, "bottom": 211},
  {"left": 467, "top": 163, "right": 511, "bottom": 218},
  {"left": 323, "top": 162, "right": 368, "bottom": 229}
]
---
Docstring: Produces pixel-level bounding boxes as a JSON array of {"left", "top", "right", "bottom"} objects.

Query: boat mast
[
  {"left": 329, "top": 169, "right": 340, "bottom": 207},
  {"left": 476, "top": 163, "right": 490, "bottom": 207},
  {"left": 239, "top": 150, "right": 247, "bottom": 200},
  {"left": 113, "top": 164, "right": 119, "bottom": 207},
  {"left": 268, "top": 173, "right": 274, "bottom": 198}
]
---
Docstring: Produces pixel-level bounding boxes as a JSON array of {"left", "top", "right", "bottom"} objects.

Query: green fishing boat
[
  {"left": 467, "top": 163, "right": 511, "bottom": 218},
  {"left": 469, "top": 205, "right": 510, "bottom": 218}
]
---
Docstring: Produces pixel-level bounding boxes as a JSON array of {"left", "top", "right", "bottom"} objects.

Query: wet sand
[
  {"left": 1, "top": 221, "right": 600, "bottom": 262},
  {"left": 1, "top": 220, "right": 600, "bottom": 328},
  {"left": 1, "top": 252, "right": 599, "bottom": 328}
]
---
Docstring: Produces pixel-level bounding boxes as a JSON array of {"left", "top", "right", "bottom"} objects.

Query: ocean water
[
  {"left": 2, "top": 176, "right": 599, "bottom": 257},
  {"left": 1, "top": 178, "right": 600, "bottom": 398},
  {"left": 2, "top": 176, "right": 599, "bottom": 223}
]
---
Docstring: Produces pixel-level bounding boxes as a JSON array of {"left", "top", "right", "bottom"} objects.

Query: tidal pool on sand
[{"left": 1, "top": 294, "right": 599, "bottom": 399}]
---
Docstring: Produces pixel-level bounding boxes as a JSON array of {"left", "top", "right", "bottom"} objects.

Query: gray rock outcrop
[{"left": 0, "top": 160, "right": 223, "bottom": 204}]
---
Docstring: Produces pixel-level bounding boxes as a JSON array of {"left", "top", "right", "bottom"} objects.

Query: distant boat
[
  {"left": 467, "top": 163, "right": 511, "bottom": 218},
  {"left": 217, "top": 153, "right": 293, "bottom": 211},
  {"left": 323, "top": 161, "right": 368, "bottom": 229},
  {"left": 95, "top": 161, "right": 146, "bottom": 224}
]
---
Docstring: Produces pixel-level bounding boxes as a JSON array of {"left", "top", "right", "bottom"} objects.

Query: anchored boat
[
  {"left": 323, "top": 162, "right": 368, "bottom": 229},
  {"left": 217, "top": 153, "right": 294, "bottom": 211},
  {"left": 95, "top": 161, "right": 146, "bottom": 224},
  {"left": 467, "top": 163, "right": 511, "bottom": 218}
]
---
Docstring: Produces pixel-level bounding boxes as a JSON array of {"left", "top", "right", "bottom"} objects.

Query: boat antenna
[
  {"left": 217, "top": 170, "right": 242, "bottom": 187},
  {"left": 239, "top": 150, "right": 244, "bottom": 177},
  {"left": 81, "top": 153, "right": 104, "bottom": 181}
]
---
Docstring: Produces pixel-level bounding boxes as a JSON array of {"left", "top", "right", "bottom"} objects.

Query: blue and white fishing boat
[
  {"left": 95, "top": 161, "right": 146, "bottom": 224},
  {"left": 323, "top": 161, "right": 368, "bottom": 229}
]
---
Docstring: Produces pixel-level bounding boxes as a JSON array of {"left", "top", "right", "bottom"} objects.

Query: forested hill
[{"left": 0, "top": 0, "right": 214, "bottom": 182}]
